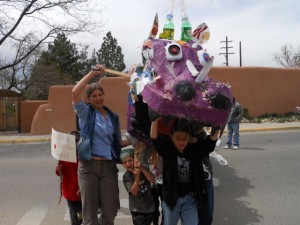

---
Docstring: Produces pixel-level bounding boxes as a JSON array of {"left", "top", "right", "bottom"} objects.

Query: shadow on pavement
[{"left": 213, "top": 161, "right": 263, "bottom": 225}]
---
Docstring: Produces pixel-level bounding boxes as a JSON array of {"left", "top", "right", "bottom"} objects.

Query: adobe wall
[
  {"left": 30, "top": 77, "right": 130, "bottom": 135},
  {"left": 29, "top": 67, "right": 300, "bottom": 135},
  {"left": 31, "top": 86, "right": 76, "bottom": 135},
  {"left": 20, "top": 100, "right": 47, "bottom": 133},
  {"left": 210, "top": 67, "right": 300, "bottom": 116}
]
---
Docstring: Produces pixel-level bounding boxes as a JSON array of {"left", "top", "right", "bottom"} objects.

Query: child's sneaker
[
  {"left": 233, "top": 146, "right": 239, "bottom": 150},
  {"left": 223, "top": 145, "right": 231, "bottom": 149}
]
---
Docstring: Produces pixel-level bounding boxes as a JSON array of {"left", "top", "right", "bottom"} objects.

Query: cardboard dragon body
[{"left": 127, "top": 14, "right": 233, "bottom": 138}]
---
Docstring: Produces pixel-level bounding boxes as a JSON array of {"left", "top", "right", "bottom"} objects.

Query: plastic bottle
[
  {"left": 159, "top": 14, "right": 174, "bottom": 40},
  {"left": 181, "top": 16, "right": 192, "bottom": 42}
]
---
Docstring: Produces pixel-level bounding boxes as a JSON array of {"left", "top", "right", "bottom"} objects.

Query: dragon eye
[
  {"left": 197, "top": 50, "right": 211, "bottom": 66},
  {"left": 169, "top": 46, "right": 180, "bottom": 55},
  {"left": 165, "top": 41, "right": 182, "bottom": 61}
]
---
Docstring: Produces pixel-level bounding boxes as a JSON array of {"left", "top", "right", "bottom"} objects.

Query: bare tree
[
  {"left": 273, "top": 44, "right": 300, "bottom": 68},
  {"left": 0, "top": 0, "right": 103, "bottom": 91}
]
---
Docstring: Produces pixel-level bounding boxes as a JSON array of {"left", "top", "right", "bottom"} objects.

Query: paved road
[
  {"left": 0, "top": 130, "right": 299, "bottom": 225},
  {"left": 1, "top": 121, "right": 300, "bottom": 144}
]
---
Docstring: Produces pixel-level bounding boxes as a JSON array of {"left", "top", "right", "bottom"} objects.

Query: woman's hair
[
  {"left": 170, "top": 118, "right": 191, "bottom": 135},
  {"left": 86, "top": 83, "right": 105, "bottom": 98}
]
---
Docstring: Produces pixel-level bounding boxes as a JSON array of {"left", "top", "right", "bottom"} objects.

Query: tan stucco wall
[
  {"left": 31, "top": 86, "right": 76, "bottom": 135},
  {"left": 30, "top": 77, "right": 130, "bottom": 135},
  {"left": 28, "top": 67, "right": 300, "bottom": 135},
  {"left": 21, "top": 100, "right": 47, "bottom": 133},
  {"left": 209, "top": 67, "right": 300, "bottom": 116}
]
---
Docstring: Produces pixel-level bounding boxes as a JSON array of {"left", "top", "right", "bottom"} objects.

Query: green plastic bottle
[
  {"left": 181, "top": 16, "right": 192, "bottom": 42},
  {"left": 159, "top": 14, "right": 174, "bottom": 40}
]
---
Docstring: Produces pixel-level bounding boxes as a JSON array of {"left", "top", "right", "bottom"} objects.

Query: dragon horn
[{"left": 148, "top": 13, "right": 159, "bottom": 39}]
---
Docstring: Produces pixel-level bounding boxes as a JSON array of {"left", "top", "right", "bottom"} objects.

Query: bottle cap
[{"left": 166, "top": 14, "right": 173, "bottom": 19}]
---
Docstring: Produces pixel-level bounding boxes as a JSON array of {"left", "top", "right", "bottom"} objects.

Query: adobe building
[{"left": 17, "top": 67, "right": 300, "bottom": 134}]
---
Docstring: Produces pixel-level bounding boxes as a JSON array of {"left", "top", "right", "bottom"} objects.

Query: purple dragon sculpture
[{"left": 127, "top": 14, "right": 233, "bottom": 139}]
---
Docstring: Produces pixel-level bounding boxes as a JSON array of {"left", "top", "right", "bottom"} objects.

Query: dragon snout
[
  {"left": 174, "top": 80, "right": 195, "bottom": 101},
  {"left": 209, "top": 92, "right": 232, "bottom": 111}
]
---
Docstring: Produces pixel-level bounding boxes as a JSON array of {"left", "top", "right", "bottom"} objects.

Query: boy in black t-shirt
[{"left": 150, "top": 118, "right": 218, "bottom": 225}]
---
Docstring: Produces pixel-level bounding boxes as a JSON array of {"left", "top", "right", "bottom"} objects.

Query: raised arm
[
  {"left": 209, "top": 127, "right": 219, "bottom": 141},
  {"left": 150, "top": 117, "right": 162, "bottom": 139},
  {"left": 72, "top": 64, "right": 105, "bottom": 103}
]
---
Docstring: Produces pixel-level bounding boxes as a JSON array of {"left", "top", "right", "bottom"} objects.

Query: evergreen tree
[
  {"left": 96, "top": 32, "right": 126, "bottom": 75},
  {"left": 40, "top": 33, "right": 81, "bottom": 81},
  {"left": 24, "top": 63, "right": 72, "bottom": 100},
  {"left": 24, "top": 33, "right": 82, "bottom": 99}
]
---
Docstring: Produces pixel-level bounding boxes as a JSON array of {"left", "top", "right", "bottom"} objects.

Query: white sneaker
[
  {"left": 233, "top": 146, "right": 239, "bottom": 150},
  {"left": 223, "top": 145, "right": 231, "bottom": 149}
]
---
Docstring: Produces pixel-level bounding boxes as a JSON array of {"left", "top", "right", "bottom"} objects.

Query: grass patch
[{"left": 247, "top": 112, "right": 300, "bottom": 123}]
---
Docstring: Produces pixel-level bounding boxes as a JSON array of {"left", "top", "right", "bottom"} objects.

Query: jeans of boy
[
  {"left": 226, "top": 122, "right": 240, "bottom": 147},
  {"left": 198, "top": 179, "right": 214, "bottom": 225},
  {"left": 162, "top": 195, "right": 198, "bottom": 225},
  {"left": 131, "top": 211, "right": 154, "bottom": 225},
  {"left": 67, "top": 200, "right": 82, "bottom": 225}
]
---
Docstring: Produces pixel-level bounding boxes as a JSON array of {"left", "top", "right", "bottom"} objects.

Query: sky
[
  {"left": 71, "top": 0, "right": 299, "bottom": 71},
  {"left": 2, "top": 0, "right": 299, "bottom": 71}
]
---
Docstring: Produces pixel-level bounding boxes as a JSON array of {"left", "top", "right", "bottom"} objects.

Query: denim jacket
[{"left": 79, "top": 105, "right": 122, "bottom": 163}]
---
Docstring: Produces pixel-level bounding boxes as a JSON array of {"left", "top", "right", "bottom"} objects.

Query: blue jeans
[
  {"left": 226, "top": 122, "right": 240, "bottom": 147},
  {"left": 162, "top": 195, "right": 198, "bottom": 225}
]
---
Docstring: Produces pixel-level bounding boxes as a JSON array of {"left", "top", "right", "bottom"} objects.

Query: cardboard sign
[{"left": 51, "top": 128, "right": 76, "bottom": 163}]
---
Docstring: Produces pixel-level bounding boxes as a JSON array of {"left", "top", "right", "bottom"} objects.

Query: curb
[
  {"left": 0, "top": 138, "right": 51, "bottom": 144},
  {"left": 239, "top": 126, "right": 300, "bottom": 133},
  {"left": 0, "top": 126, "right": 299, "bottom": 144}
]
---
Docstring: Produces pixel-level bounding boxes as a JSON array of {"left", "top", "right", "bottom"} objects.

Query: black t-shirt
[{"left": 176, "top": 150, "right": 194, "bottom": 196}]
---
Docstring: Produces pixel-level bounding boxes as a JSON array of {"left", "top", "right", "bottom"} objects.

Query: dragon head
[{"left": 127, "top": 14, "right": 233, "bottom": 138}]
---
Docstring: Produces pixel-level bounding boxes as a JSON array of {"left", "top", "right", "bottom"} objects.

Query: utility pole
[
  {"left": 219, "top": 36, "right": 234, "bottom": 66},
  {"left": 239, "top": 41, "right": 242, "bottom": 67}
]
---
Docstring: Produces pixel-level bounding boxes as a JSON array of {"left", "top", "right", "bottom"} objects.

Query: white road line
[{"left": 16, "top": 203, "right": 47, "bottom": 225}]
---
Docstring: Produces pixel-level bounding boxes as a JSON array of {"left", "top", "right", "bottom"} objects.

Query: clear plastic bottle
[
  {"left": 159, "top": 14, "right": 175, "bottom": 40},
  {"left": 181, "top": 16, "right": 192, "bottom": 42}
]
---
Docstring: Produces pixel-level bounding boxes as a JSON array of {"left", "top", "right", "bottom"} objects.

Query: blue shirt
[{"left": 73, "top": 101, "right": 115, "bottom": 159}]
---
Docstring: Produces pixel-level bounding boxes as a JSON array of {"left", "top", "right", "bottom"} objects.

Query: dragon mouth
[{"left": 141, "top": 83, "right": 231, "bottom": 127}]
